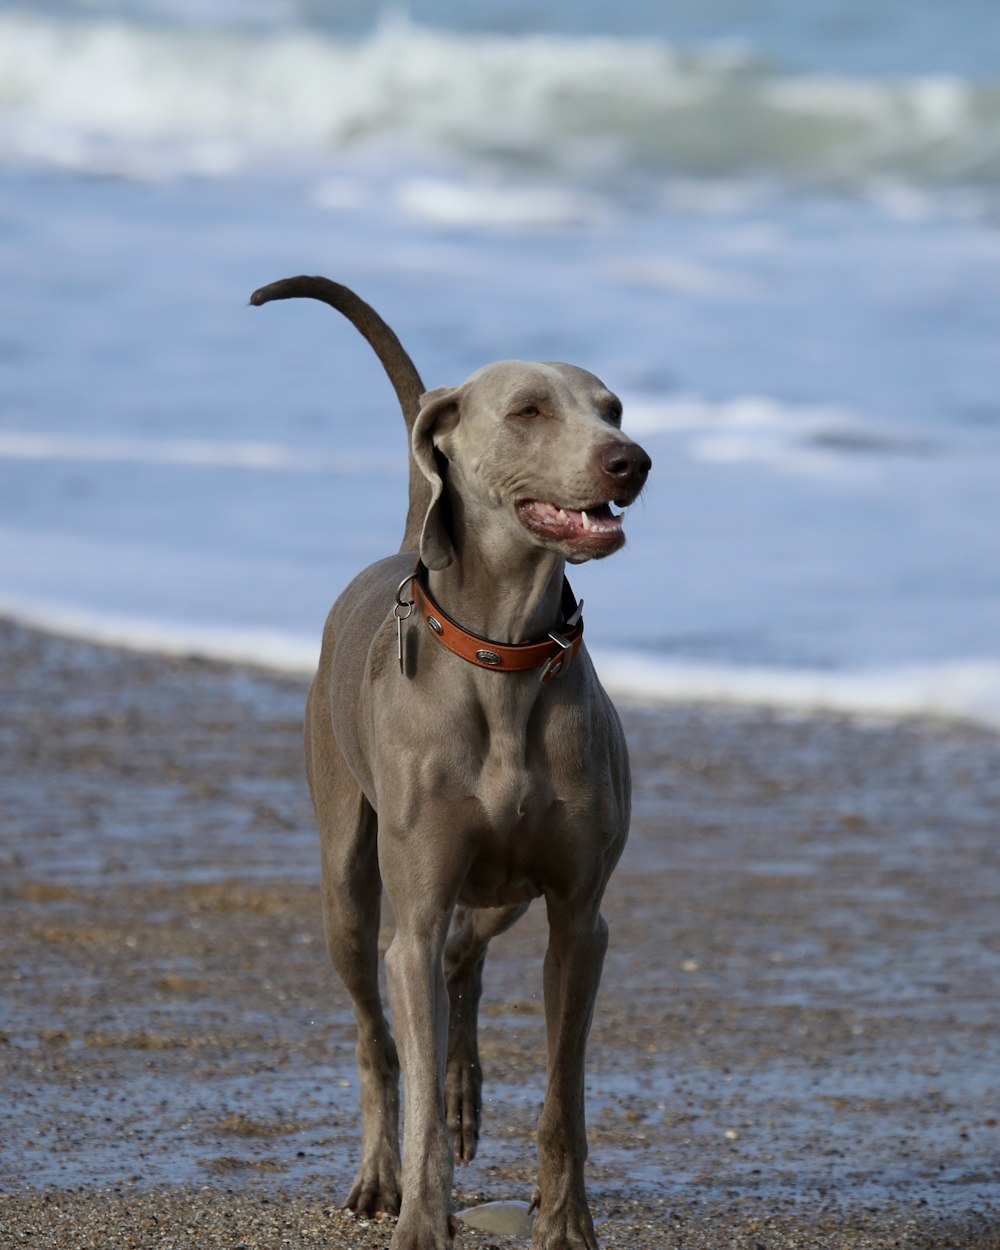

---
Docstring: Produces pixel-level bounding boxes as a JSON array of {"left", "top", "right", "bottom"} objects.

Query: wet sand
[{"left": 1, "top": 617, "right": 999, "bottom": 1248}]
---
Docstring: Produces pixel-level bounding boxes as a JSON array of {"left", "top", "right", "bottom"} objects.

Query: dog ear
[{"left": 412, "top": 386, "right": 461, "bottom": 570}]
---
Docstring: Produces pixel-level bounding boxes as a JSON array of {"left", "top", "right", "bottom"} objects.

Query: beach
[
  {"left": 2, "top": 617, "right": 998, "bottom": 1248},
  {"left": 3, "top": 1, "right": 1000, "bottom": 1244}
]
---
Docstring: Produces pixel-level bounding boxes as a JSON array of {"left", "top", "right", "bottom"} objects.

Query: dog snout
[{"left": 599, "top": 439, "right": 652, "bottom": 497}]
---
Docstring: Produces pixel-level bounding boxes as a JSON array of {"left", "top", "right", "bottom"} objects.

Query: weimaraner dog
[{"left": 250, "top": 277, "right": 651, "bottom": 1250}]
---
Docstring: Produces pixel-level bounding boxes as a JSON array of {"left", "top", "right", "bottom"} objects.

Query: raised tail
[{"left": 250, "top": 275, "right": 427, "bottom": 554}]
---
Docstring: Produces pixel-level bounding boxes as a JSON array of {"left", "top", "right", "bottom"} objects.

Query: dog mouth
[{"left": 515, "top": 498, "right": 627, "bottom": 552}]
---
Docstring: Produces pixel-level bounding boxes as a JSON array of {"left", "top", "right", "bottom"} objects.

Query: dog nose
[{"left": 600, "top": 440, "right": 652, "bottom": 489}]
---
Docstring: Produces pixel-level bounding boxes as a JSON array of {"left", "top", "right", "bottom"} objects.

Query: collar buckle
[{"left": 539, "top": 631, "right": 574, "bottom": 684}]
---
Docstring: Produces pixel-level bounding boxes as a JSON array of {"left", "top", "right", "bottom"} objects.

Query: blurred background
[{"left": 1, "top": 0, "right": 999, "bottom": 726}]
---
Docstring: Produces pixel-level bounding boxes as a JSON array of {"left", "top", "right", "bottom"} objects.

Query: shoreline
[
  {"left": 3, "top": 603, "right": 999, "bottom": 737},
  {"left": 2, "top": 617, "right": 999, "bottom": 1247}
]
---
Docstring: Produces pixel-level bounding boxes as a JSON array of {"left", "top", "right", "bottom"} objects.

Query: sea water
[{"left": 1, "top": 0, "right": 999, "bottom": 728}]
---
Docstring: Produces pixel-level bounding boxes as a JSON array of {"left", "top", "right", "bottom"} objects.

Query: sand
[{"left": 1, "top": 617, "right": 999, "bottom": 1248}]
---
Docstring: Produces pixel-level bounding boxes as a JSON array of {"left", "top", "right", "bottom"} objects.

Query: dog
[{"left": 251, "top": 276, "right": 651, "bottom": 1250}]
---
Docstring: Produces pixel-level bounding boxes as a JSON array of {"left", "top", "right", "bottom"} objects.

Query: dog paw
[
  {"left": 388, "top": 1211, "right": 456, "bottom": 1250},
  {"left": 345, "top": 1162, "right": 402, "bottom": 1219},
  {"left": 445, "top": 1054, "right": 482, "bottom": 1163},
  {"left": 531, "top": 1197, "right": 600, "bottom": 1250}
]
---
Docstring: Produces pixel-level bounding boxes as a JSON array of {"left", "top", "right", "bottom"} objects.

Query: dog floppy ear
[{"left": 412, "top": 386, "right": 460, "bottom": 570}]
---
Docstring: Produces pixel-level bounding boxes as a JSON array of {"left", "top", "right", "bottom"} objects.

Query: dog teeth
[{"left": 539, "top": 503, "right": 623, "bottom": 535}]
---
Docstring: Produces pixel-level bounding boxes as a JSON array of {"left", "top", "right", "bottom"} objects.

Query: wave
[
  {"left": 0, "top": 390, "right": 916, "bottom": 499},
  {"left": 2, "top": 10, "right": 999, "bottom": 193},
  {"left": 595, "top": 650, "right": 1000, "bottom": 733},
  {"left": 0, "top": 431, "right": 405, "bottom": 477},
  {"left": 3, "top": 593, "right": 998, "bottom": 733},
  {"left": 622, "top": 393, "right": 929, "bottom": 475},
  {"left": 0, "top": 594, "right": 322, "bottom": 673}
]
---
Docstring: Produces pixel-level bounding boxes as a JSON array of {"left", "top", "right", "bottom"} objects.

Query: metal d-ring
[
  {"left": 394, "top": 574, "right": 417, "bottom": 674},
  {"left": 539, "top": 631, "right": 573, "bottom": 683}
]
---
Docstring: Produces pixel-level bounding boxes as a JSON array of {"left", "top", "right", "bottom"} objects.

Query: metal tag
[{"left": 393, "top": 573, "right": 416, "bottom": 675}]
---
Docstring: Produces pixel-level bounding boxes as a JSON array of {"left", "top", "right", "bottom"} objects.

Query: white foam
[
  {"left": 622, "top": 392, "right": 881, "bottom": 476},
  {"left": 395, "top": 177, "right": 602, "bottom": 230},
  {"left": 0, "top": 431, "right": 404, "bottom": 477},
  {"left": 610, "top": 257, "right": 750, "bottom": 296},
  {"left": 624, "top": 392, "right": 857, "bottom": 436},
  {"left": 0, "top": 594, "right": 319, "bottom": 675},
  {"left": 4, "top": 593, "right": 997, "bottom": 733},
  {"left": 0, "top": 11, "right": 996, "bottom": 196},
  {"left": 592, "top": 649, "right": 1000, "bottom": 733}
]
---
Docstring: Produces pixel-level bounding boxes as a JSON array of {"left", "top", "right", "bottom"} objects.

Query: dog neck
[{"left": 426, "top": 541, "right": 569, "bottom": 647}]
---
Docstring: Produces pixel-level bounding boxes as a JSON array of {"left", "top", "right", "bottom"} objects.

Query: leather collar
[{"left": 400, "top": 561, "right": 584, "bottom": 684}]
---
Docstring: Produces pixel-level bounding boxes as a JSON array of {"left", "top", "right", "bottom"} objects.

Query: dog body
[{"left": 252, "top": 280, "right": 650, "bottom": 1250}]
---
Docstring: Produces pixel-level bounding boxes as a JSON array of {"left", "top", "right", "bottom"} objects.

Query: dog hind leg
[{"left": 307, "top": 685, "right": 401, "bottom": 1217}]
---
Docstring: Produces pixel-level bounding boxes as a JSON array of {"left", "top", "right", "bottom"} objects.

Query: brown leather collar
[{"left": 401, "top": 562, "right": 584, "bottom": 684}]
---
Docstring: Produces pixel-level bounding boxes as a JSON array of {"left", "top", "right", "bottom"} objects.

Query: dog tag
[
  {"left": 393, "top": 600, "right": 413, "bottom": 674},
  {"left": 393, "top": 573, "right": 417, "bottom": 674}
]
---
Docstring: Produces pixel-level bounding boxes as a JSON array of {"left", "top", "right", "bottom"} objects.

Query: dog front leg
[
  {"left": 382, "top": 882, "right": 457, "bottom": 1250},
  {"left": 533, "top": 899, "right": 609, "bottom": 1250},
  {"left": 445, "top": 902, "right": 529, "bottom": 1164}
]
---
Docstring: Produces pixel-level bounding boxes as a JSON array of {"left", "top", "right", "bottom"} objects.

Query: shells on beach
[{"left": 454, "top": 1200, "right": 535, "bottom": 1236}]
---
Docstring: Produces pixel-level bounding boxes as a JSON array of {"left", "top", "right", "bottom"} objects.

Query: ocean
[{"left": 1, "top": 0, "right": 999, "bottom": 728}]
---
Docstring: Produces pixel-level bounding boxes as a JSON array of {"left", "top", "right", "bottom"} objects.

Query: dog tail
[{"left": 250, "top": 275, "right": 428, "bottom": 554}]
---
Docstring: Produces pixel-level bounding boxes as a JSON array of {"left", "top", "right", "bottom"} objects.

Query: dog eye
[
  {"left": 606, "top": 404, "right": 623, "bottom": 426},
  {"left": 518, "top": 405, "right": 541, "bottom": 418}
]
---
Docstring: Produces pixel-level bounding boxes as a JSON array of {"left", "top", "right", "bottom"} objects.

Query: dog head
[{"left": 412, "top": 361, "right": 651, "bottom": 570}]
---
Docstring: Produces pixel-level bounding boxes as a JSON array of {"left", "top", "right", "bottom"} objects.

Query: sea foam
[
  {"left": 3, "top": 593, "right": 998, "bottom": 734},
  {"left": 595, "top": 650, "right": 1000, "bottom": 733},
  {"left": 0, "top": 432, "right": 404, "bottom": 478},
  {"left": 1, "top": 11, "right": 998, "bottom": 195}
]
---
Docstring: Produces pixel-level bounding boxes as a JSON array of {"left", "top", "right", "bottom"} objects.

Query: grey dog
[{"left": 251, "top": 277, "right": 651, "bottom": 1250}]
